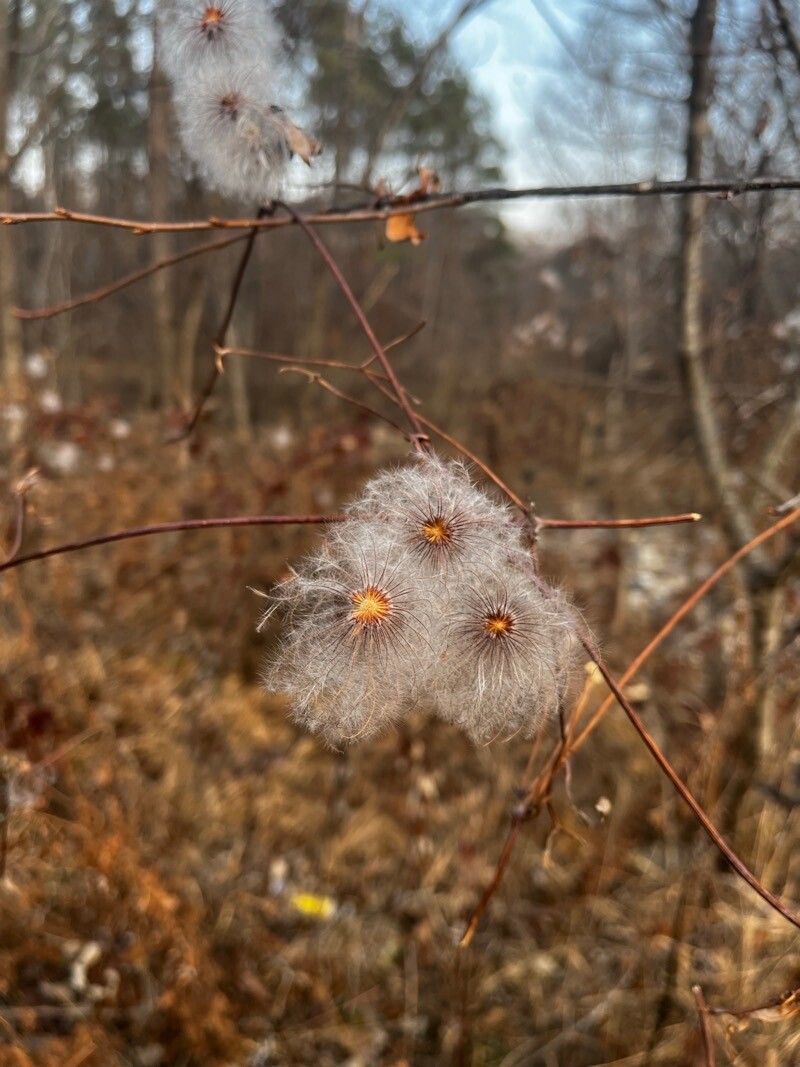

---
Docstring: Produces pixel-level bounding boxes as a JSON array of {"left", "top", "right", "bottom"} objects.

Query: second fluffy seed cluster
[{"left": 262, "top": 455, "right": 582, "bottom": 747}]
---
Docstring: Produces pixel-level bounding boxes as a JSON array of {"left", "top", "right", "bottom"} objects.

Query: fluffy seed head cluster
[
  {"left": 261, "top": 455, "right": 583, "bottom": 748},
  {"left": 158, "top": 0, "right": 321, "bottom": 202}
]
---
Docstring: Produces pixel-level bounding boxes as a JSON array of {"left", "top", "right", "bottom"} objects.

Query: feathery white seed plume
[
  {"left": 159, "top": 1, "right": 321, "bottom": 201},
  {"left": 346, "top": 453, "right": 526, "bottom": 575},
  {"left": 261, "top": 455, "right": 583, "bottom": 746},
  {"left": 158, "top": 0, "right": 280, "bottom": 81},
  {"left": 174, "top": 64, "right": 318, "bottom": 202},
  {"left": 261, "top": 531, "right": 436, "bottom": 748},
  {"left": 433, "top": 566, "right": 582, "bottom": 744}
]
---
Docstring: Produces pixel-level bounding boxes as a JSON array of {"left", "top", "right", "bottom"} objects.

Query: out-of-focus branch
[
  {"left": 12, "top": 231, "right": 249, "bottom": 321},
  {"left": 764, "top": 388, "right": 800, "bottom": 487},
  {"left": 3, "top": 469, "right": 37, "bottom": 564},
  {"left": 174, "top": 208, "right": 269, "bottom": 440},
  {"left": 709, "top": 984, "right": 800, "bottom": 1018},
  {"left": 692, "top": 986, "right": 717, "bottom": 1067},
  {"left": 769, "top": 0, "right": 800, "bottom": 74},
  {"left": 0, "top": 514, "right": 344, "bottom": 577},
  {"left": 6, "top": 178, "right": 800, "bottom": 234},
  {"left": 362, "top": 0, "right": 492, "bottom": 185}
]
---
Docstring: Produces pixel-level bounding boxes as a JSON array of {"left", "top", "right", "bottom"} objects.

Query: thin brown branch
[
  {"left": 461, "top": 507, "right": 800, "bottom": 943},
  {"left": 571, "top": 505, "right": 800, "bottom": 753},
  {"left": 460, "top": 816, "right": 527, "bottom": 949},
  {"left": 0, "top": 514, "right": 343, "bottom": 577},
  {"left": 692, "top": 985, "right": 717, "bottom": 1067},
  {"left": 12, "top": 231, "right": 248, "bottom": 321},
  {"left": 361, "top": 371, "right": 529, "bottom": 512},
  {"left": 538, "top": 513, "right": 702, "bottom": 530},
  {"left": 3, "top": 469, "right": 38, "bottom": 564},
  {"left": 584, "top": 639, "right": 800, "bottom": 932},
  {"left": 174, "top": 208, "right": 268, "bottom": 440},
  {"left": 214, "top": 319, "right": 426, "bottom": 376},
  {"left": 280, "top": 367, "right": 409, "bottom": 438},
  {"left": 278, "top": 202, "right": 430, "bottom": 452},
  {"left": 5, "top": 177, "right": 800, "bottom": 234},
  {"left": 708, "top": 984, "right": 800, "bottom": 1018}
]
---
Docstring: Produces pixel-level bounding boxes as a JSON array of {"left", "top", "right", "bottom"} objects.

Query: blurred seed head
[
  {"left": 159, "top": 0, "right": 321, "bottom": 202},
  {"left": 175, "top": 65, "right": 293, "bottom": 201},
  {"left": 158, "top": 0, "right": 280, "bottom": 80}
]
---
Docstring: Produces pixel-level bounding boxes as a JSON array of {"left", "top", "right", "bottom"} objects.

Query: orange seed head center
[
  {"left": 350, "top": 585, "right": 391, "bottom": 626},
  {"left": 202, "top": 6, "right": 224, "bottom": 25},
  {"left": 484, "top": 612, "right": 514, "bottom": 638},
  {"left": 421, "top": 516, "right": 451, "bottom": 546}
]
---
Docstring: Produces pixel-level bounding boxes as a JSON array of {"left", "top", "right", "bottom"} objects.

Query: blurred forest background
[{"left": 0, "top": 1, "right": 799, "bottom": 1065}]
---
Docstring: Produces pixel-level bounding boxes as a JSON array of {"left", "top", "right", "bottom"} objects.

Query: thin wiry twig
[
  {"left": 214, "top": 320, "right": 426, "bottom": 376},
  {"left": 12, "top": 232, "right": 249, "bottom": 321},
  {"left": 460, "top": 507, "right": 800, "bottom": 944},
  {"left": 0, "top": 515, "right": 343, "bottom": 577},
  {"left": 708, "top": 984, "right": 800, "bottom": 1018},
  {"left": 692, "top": 985, "right": 717, "bottom": 1067},
  {"left": 280, "top": 367, "right": 409, "bottom": 438},
  {"left": 538, "top": 513, "right": 702, "bottom": 530},
  {"left": 584, "top": 640, "right": 800, "bottom": 931},
  {"left": 277, "top": 202, "right": 430, "bottom": 452},
  {"left": 175, "top": 206, "right": 270, "bottom": 441},
  {"left": 5, "top": 177, "right": 800, "bottom": 233}
]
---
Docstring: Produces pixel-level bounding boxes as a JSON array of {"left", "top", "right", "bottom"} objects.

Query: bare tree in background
[{"left": 0, "top": 0, "right": 24, "bottom": 399}]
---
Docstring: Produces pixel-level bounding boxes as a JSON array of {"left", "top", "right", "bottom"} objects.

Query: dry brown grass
[{"left": 0, "top": 407, "right": 797, "bottom": 1066}]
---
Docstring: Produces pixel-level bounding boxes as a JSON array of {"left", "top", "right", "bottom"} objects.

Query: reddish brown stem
[
  {"left": 584, "top": 638, "right": 800, "bottom": 932},
  {"left": 281, "top": 367, "right": 409, "bottom": 438},
  {"left": 692, "top": 985, "right": 717, "bottom": 1067},
  {"left": 0, "top": 514, "right": 343, "bottom": 576},
  {"left": 538, "top": 513, "right": 702, "bottom": 530},
  {"left": 461, "top": 507, "right": 800, "bottom": 943},
  {"left": 460, "top": 816, "right": 526, "bottom": 949},
  {"left": 12, "top": 232, "right": 248, "bottom": 321},
  {"left": 277, "top": 203, "right": 430, "bottom": 452},
  {"left": 708, "top": 984, "right": 800, "bottom": 1017},
  {"left": 5, "top": 177, "right": 800, "bottom": 233}
]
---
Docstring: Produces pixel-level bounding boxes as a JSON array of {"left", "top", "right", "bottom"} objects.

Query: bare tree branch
[{"left": 8, "top": 177, "right": 800, "bottom": 234}]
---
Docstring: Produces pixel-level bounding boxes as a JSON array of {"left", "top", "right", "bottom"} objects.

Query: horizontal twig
[
  {"left": 12, "top": 231, "right": 249, "bottom": 321},
  {"left": 0, "top": 515, "right": 343, "bottom": 576},
  {"left": 538, "top": 513, "right": 702, "bottom": 530},
  {"left": 3, "top": 177, "right": 800, "bottom": 234},
  {"left": 0, "top": 505, "right": 712, "bottom": 581}
]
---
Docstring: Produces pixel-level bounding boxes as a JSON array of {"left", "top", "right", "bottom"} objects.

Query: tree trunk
[
  {"left": 149, "top": 24, "right": 178, "bottom": 411},
  {"left": 677, "top": 0, "right": 761, "bottom": 559},
  {"left": 0, "top": 0, "right": 24, "bottom": 402}
]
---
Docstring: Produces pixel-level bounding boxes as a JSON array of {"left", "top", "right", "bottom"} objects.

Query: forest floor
[{"left": 0, "top": 405, "right": 797, "bottom": 1067}]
